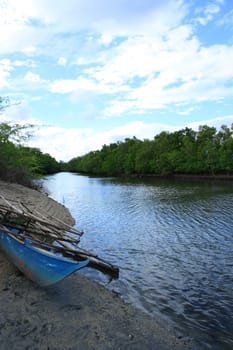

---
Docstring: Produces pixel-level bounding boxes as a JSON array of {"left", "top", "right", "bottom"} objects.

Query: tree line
[
  {"left": 1, "top": 122, "right": 232, "bottom": 186},
  {"left": 66, "top": 125, "right": 233, "bottom": 176},
  {"left": 1, "top": 97, "right": 233, "bottom": 183}
]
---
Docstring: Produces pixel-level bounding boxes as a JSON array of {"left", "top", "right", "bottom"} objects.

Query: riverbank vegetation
[
  {"left": 66, "top": 124, "right": 233, "bottom": 177},
  {"left": 0, "top": 122, "right": 60, "bottom": 186},
  {"left": 0, "top": 97, "right": 61, "bottom": 186},
  {"left": 1, "top": 97, "right": 232, "bottom": 183},
  {"left": 1, "top": 120, "right": 232, "bottom": 186}
]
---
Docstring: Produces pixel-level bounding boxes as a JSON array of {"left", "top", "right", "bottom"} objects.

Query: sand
[
  {"left": 0, "top": 181, "right": 197, "bottom": 350},
  {"left": 0, "top": 180, "right": 75, "bottom": 227}
]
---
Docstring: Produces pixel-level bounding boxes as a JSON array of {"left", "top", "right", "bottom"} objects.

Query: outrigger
[{"left": 0, "top": 196, "right": 119, "bottom": 286}]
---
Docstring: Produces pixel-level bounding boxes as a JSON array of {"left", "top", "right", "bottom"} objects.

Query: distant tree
[
  {"left": 135, "top": 139, "right": 154, "bottom": 173},
  {"left": 216, "top": 124, "right": 233, "bottom": 172},
  {"left": 66, "top": 124, "right": 233, "bottom": 177},
  {"left": 196, "top": 125, "right": 217, "bottom": 174}
]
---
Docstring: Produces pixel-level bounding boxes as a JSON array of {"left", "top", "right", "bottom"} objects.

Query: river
[{"left": 43, "top": 172, "right": 233, "bottom": 349}]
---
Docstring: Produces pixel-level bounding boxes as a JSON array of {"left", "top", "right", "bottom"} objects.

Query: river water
[{"left": 43, "top": 172, "right": 233, "bottom": 349}]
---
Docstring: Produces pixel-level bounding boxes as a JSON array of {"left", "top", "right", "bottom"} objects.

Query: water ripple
[{"left": 44, "top": 173, "right": 233, "bottom": 349}]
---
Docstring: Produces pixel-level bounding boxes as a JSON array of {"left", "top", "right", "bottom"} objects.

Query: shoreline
[
  {"left": 0, "top": 181, "right": 197, "bottom": 349},
  {"left": 0, "top": 253, "right": 196, "bottom": 350},
  {"left": 123, "top": 173, "right": 233, "bottom": 181},
  {"left": 75, "top": 171, "right": 233, "bottom": 181}
]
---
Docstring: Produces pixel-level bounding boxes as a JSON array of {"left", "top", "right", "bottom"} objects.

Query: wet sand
[{"left": 0, "top": 181, "right": 196, "bottom": 350}]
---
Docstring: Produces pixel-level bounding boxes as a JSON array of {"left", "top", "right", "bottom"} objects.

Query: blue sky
[{"left": 0, "top": 0, "right": 233, "bottom": 161}]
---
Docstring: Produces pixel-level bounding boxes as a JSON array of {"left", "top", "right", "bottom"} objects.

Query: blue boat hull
[{"left": 0, "top": 229, "right": 89, "bottom": 286}]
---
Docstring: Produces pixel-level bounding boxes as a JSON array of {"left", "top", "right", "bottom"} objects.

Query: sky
[{"left": 0, "top": 0, "right": 233, "bottom": 161}]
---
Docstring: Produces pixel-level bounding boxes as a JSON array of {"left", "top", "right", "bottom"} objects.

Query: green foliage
[
  {"left": 0, "top": 122, "right": 33, "bottom": 144},
  {"left": 18, "top": 147, "right": 61, "bottom": 176},
  {"left": 0, "top": 122, "right": 34, "bottom": 186},
  {"left": 66, "top": 125, "right": 233, "bottom": 177},
  {"left": 0, "top": 97, "right": 60, "bottom": 186},
  {"left": 0, "top": 121, "right": 60, "bottom": 186}
]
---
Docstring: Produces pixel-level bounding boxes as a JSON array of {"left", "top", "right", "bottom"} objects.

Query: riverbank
[
  {"left": 128, "top": 173, "right": 233, "bottom": 181},
  {"left": 75, "top": 171, "right": 233, "bottom": 182},
  {"left": 0, "top": 181, "right": 197, "bottom": 350}
]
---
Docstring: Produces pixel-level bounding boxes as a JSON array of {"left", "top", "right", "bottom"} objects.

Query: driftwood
[{"left": 0, "top": 195, "right": 119, "bottom": 278}]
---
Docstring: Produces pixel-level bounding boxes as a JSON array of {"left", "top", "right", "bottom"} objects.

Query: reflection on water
[{"left": 43, "top": 173, "right": 233, "bottom": 349}]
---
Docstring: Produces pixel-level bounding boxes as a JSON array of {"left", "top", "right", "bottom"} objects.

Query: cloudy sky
[{"left": 0, "top": 0, "right": 233, "bottom": 161}]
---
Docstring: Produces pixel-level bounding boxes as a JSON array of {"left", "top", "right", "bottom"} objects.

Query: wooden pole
[{"left": 0, "top": 196, "right": 119, "bottom": 278}]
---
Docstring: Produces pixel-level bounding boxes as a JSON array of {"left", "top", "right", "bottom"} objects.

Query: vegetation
[
  {"left": 66, "top": 125, "right": 233, "bottom": 177},
  {"left": 0, "top": 122, "right": 60, "bottom": 186},
  {"left": 0, "top": 96, "right": 60, "bottom": 186}
]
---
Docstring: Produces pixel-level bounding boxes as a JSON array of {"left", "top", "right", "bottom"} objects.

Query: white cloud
[
  {"left": 50, "top": 78, "right": 96, "bottom": 94},
  {"left": 28, "top": 126, "right": 95, "bottom": 161},
  {"left": 6, "top": 0, "right": 186, "bottom": 35},
  {"left": 2, "top": 0, "right": 231, "bottom": 114},
  {"left": 177, "top": 107, "right": 196, "bottom": 116},
  {"left": 217, "top": 8, "right": 233, "bottom": 28},
  {"left": 24, "top": 71, "right": 41, "bottom": 82},
  {"left": 196, "top": 3, "right": 220, "bottom": 25},
  {"left": 0, "top": 0, "right": 38, "bottom": 25},
  {"left": 98, "top": 33, "right": 114, "bottom": 45},
  {"left": 0, "top": 0, "right": 187, "bottom": 56},
  {"left": 21, "top": 46, "right": 37, "bottom": 55},
  {"left": 89, "top": 33, "right": 233, "bottom": 116},
  {"left": 28, "top": 122, "right": 167, "bottom": 161},
  {"left": 186, "top": 115, "right": 233, "bottom": 130},
  {"left": 20, "top": 71, "right": 48, "bottom": 90},
  {"left": 58, "top": 57, "right": 67, "bottom": 65},
  {"left": 104, "top": 100, "right": 133, "bottom": 117},
  {"left": 0, "top": 20, "right": 46, "bottom": 55},
  {"left": 13, "top": 59, "right": 37, "bottom": 67},
  {"left": 0, "top": 101, "right": 39, "bottom": 124},
  {"left": 49, "top": 76, "right": 129, "bottom": 96},
  {"left": 0, "top": 58, "right": 13, "bottom": 88},
  {"left": 1, "top": 0, "right": 232, "bottom": 164}
]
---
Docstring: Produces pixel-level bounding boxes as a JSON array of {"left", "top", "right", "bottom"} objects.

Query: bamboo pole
[
  {"left": 57, "top": 240, "right": 119, "bottom": 277},
  {"left": 32, "top": 206, "right": 84, "bottom": 236},
  {"left": 0, "top": 198, "right": 78, "bottom": 241},
  {"left": 0, "top": 196, "right": 119, "bottom": 278},
  {"left": 0, "top": 197, "right": 83, "bottom": 236},
  {"left": 0, "top": 197, "right": 70, "bottom": 236}
]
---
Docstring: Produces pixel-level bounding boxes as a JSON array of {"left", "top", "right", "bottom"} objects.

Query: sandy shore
[{"left": 0, "top": 181, "right": 197, "bottom": 350}]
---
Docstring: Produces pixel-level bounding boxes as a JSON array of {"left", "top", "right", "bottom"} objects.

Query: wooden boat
[
  {"left": 0, "top": 196, "right": 119, "bottom": 285},
  {"left": 0, "top": 226, "right": 89, "bottom": 286}
]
